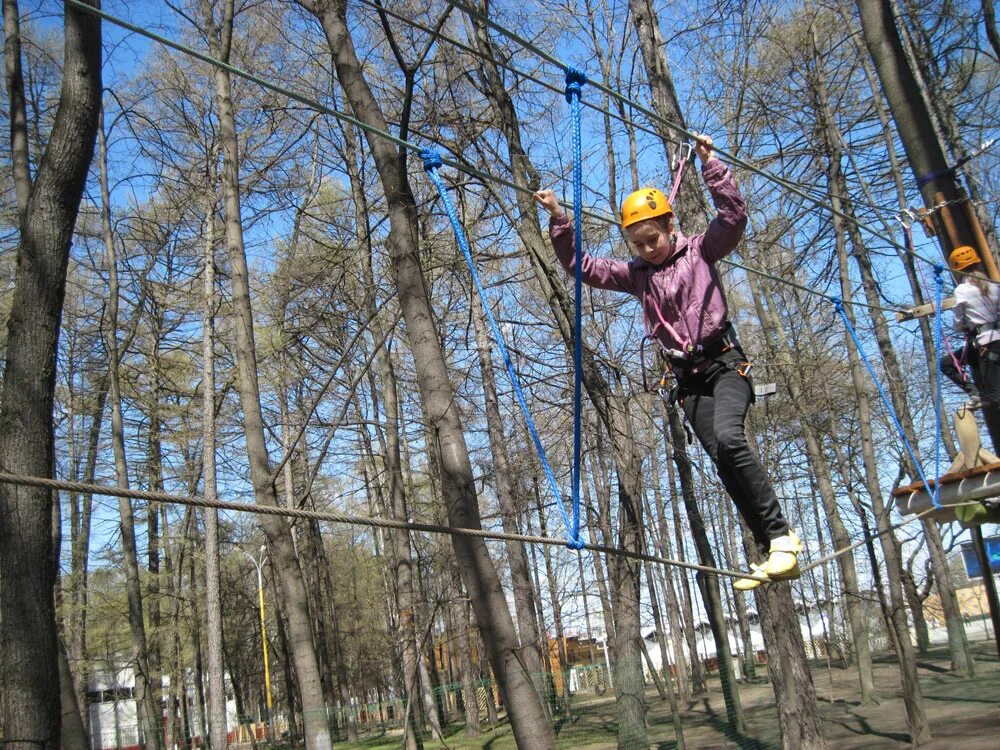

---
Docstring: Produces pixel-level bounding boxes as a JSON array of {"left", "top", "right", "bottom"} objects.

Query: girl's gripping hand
[
  {"left": 533, "top": 189, "right": 565, "bottom": 219},
  {"left": 693, "top": 132, "right": 716, "bottom": 164}
]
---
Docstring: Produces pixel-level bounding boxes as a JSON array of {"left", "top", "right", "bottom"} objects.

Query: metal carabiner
[
  {"left": 671, "top": 142, "right": 694, "bottom": 172},
  {"left": 896, "top": 207, "right": 917, "bottom": 228}
]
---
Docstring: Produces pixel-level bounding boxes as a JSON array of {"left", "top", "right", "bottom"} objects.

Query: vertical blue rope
[
  {"left": 932, "top": 266, "right": 946, "bottom": 508},
  {"left": 833, "top": 298, "right": 941, "bottom": 506},
  {"left": 420, "top": 149, "right": 584, "bottom": 549},
  {"left": 565, "top": 67, "right": 587, "bottom": 547}
]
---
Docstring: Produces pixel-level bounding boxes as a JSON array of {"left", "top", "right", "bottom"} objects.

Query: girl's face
[{"left": 626, "top": 215, "right": 674, "bottom": 265}]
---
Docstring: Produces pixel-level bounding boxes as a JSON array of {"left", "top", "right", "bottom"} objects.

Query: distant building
[{"left": 86, "top": 660, "right": 242, "bottom": 750}]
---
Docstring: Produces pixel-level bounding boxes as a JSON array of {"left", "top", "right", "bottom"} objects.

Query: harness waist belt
[
  {"left": 973, "top": 320, "right": 1000, "bottom": 337},
  {"left": 668, "top": 323, "right": 739, "bottom": 371}
]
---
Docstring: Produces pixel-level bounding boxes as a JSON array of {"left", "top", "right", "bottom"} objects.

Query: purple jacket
[{"left": 550, "top": 159, "right": 748, "bottom": 355}]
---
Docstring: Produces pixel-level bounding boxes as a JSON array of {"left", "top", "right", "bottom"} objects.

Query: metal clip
[{"left": 671, "top": 142, "right": 694, "bottom": 172}]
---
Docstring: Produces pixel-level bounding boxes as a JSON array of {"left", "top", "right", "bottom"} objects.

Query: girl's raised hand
[
  {"left": 533, "top": 189, "right": 565, "bottom": 218},
  {"left": 693, "top": 133, "right": 715, "bottom": 164}
]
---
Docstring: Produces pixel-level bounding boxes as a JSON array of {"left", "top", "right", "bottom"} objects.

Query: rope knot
[
  {"left": 564, "top": 67, "right": 587, "bottom": 102},
  {"left": 420, "top": 148, "right": 443, "bottom": 172},
  {"left": 933, "top": 264, "right": 946, "bottom": 279},
  {"left": 831, "top": 296, "right": 843, "bottom": 313},
  {"left": 567, "top": 536, "right": 585, "bottom": 551}
]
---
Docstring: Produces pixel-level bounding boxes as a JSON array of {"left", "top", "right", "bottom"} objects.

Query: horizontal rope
[
  {"left": 444, "top": 0, "right": 923, "bottom": 259},
  {"left": 69, "top": 0, "right": 904, "bottom": 314},
  {"left": 0, "top": 472, "right": 754, "bottom": 580},
  {"left": 796, "top": 500, "right": 984, "bottom": 576}
]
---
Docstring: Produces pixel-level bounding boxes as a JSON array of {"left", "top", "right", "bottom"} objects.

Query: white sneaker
[
  {"left": 764, "top": 531, "right": 803, "bottom": 581},
  {"left": 734, "top": 562, "right": 769, "bottom": 591}
]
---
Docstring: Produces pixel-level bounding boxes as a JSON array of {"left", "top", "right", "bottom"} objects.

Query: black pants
[
  {"left": 940, "top": 342, "right": 1000, "bottom": 454},
  {"left": 680, "top": 357, "right": 789, "bottom": 555}
]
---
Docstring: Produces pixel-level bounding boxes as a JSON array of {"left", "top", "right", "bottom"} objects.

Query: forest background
[{"left": 1, "top": 0, "right": 999, "bottom": 749}]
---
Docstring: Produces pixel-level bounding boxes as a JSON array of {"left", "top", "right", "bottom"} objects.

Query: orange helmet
[
  {"left": 621, "top": 188, "right": 672, "bottom": 229},
  {"left": 949, "top": 245, "right": 981, "bottom": 272}
]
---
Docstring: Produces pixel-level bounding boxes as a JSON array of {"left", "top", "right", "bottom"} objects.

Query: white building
[{"left": 86, "top": 661, "right": 240, "bottom": 750}]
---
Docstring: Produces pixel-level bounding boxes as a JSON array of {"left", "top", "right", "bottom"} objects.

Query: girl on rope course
[
  {"left": 940, "top": 245, "right": 1000, "bottom": 452},
  {"left": 533, "top": 134, "right": 800, "bottom": 590}
]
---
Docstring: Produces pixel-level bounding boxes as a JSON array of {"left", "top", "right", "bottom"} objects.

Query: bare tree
[
  {"left": 0, "top": 2, "right": 100, "bottom": 749},
  {"left": 295, "top": 1, "right": 558, "bottom": 745},
  {"left": 199, "top": 2, "right": 333, "bottom": 748}
]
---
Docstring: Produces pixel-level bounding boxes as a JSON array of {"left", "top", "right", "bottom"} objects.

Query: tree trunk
[
  {"left": 809, "top": 20, "right": 973, "bottom": 677},
  {"left": 455, "top": 597, "right": 482, "bottom": 737},
  {"left": 897, "top": 0, "right": 1000, "bottom": 261},
  {"left": 754, "top": 581, "right": 827, "bottom": 750},
  {"left": 471, "top": 287, "right": 547, "bottom": 690},
  {"left": 68, "top": 367, "right": 107, "bottom": 724},
  {"left": 855, "top": 0, "right": 983, "bottom": 269},
  {"left": 0, "top": 3, "right": 100, "bottom": 749},
  {"left": 465, "top": 13, "right": 649, "bottom": 746},
  {"left": 657, "top": 419, "right": 703, "bottom": 697},
  {"left": 744, "top": 265, "right": 880, "bottom": 703},
  {"left": 723, "top": 501, "right": 758, "bottom": 680},
  {"left": 59, "top": 640, "right": 89, "bottom": 750},
  {"left": 342, "top": 124, "right": 409, "bottom": 743},
  {"left": 301, "top": 1, "right": 557, "bottom": 745},
  {"left": 642, "top": 554, "right": 685, "bottom": 749},
  {"left": 100, "top": 104, "right": 163, "bottom": 750},
  {"left": 628, "top": 0, "right": 709, "bottom": 224},
  {"left": 534, "top": 485, "right": 573, "bottom": 718},
  {"left": 650, "top": 467, "right": 692, "bottom": 699},
  {"left": 984, "top": 0, "right": 1000, "bottom": 62},
  {"left": 145, "top": 308, "right": 165, "bottom": 742},
  {"left": 201, "top": 191, "right": 228, "bottom": 750},
  {"left": 823, "top": 125, "right": 932, "bottom": 743},
  {"left": 587, "top": 432, "right": 618, "bottom": 645},
  {"left": 901, "top": 564, "right": 931, "bottom": 653},
  {"left": 3, "top": 0, "right": 31, "bottom": 216},
  {"left": 200, "top": 3, "right": 332, "bottom": 748}
]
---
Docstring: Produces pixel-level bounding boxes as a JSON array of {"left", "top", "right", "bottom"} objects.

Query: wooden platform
[{"left": 892, "top": 461, "right": 1000, "bottom": 522}]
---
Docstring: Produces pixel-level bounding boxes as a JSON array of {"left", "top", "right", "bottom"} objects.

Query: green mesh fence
[{"left": 75, "top": 638, "right": 1000, "bottom": 750}]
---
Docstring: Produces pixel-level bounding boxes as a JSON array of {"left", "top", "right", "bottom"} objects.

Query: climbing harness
[
  {"left": 639, "top": 333, "right": 678, "bottom": 405},
  {"left": 639, "top": 323, "right": 752, "bottom": 413}
]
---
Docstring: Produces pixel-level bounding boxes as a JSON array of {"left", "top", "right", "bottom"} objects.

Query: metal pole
[{"left": 245, "top": 547, "right": 273, "bottom": 740}]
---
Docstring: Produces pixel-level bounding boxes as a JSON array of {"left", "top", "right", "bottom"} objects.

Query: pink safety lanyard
[
  {"left": 667, "top": 142, "right": 692, "bottom": 207},
  {"left": 643, "top": 289, "right": 691, "bottom": 356},
  {"left": 644, "top": 143, "right": 696, "bottom": 356}
]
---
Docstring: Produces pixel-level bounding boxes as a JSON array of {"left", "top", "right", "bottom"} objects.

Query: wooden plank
[
  {"left": 891, "top": 460, "right": 1000, "bottom": 496},
  {"left": 894, "top": 296, "right": 955, "bottom": 322}
]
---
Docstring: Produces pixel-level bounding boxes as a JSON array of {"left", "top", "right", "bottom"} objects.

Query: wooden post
[
  {"left": 963, "top": 198, "right": 1000, "bottom": 281},
  {"left": 936, "top": 192, "right": 1000, "bottom": 281}
]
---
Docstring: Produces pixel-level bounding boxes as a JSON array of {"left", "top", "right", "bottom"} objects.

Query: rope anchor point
[
  {"left": 421, "top": 148, "right": 443, "bottom": 172},
  {"left": 564, "top": 66, "right": 587, "bottom": 102}
]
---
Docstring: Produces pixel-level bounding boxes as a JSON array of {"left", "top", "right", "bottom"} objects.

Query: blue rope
[
  {"left": 833, "top": 298, "right": 941, "bottom": 506},
  {"left": 566, "top": 67, "right": 587, "bottom": 548},
  {"left": 932, "top": 266, "right": 946, "bottom": 508},
  {"left": 420, "top": 149, "right": 585, "bottom": 549}
]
